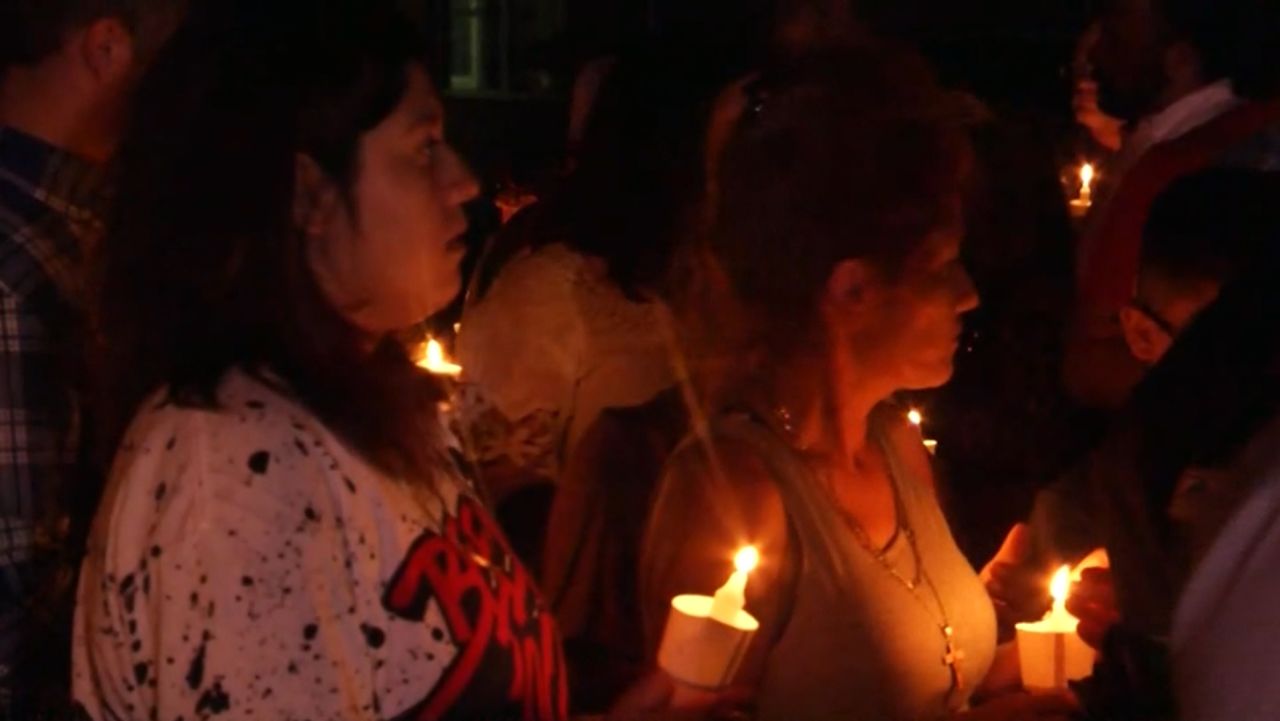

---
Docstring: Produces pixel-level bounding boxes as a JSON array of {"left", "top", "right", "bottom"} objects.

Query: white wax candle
[
  {"left": 708, "top": 546, "right": 758, "bottom": 624},
  {"left": 1015, "top": 565, "right": 1096, "bottom": 690},
  {"left": 658, "top": 547, "right": 761, "bottom": 696}
]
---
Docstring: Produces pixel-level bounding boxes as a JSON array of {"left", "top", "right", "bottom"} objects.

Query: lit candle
[
  {"left": 708, "top": 546, "right": 759, "bottom": 624},
  {"left": 907, "top": 409, "right": 938, "bottom": 456},
  {"left": 658, "top": 546, "right": 762, "bottom": 701},
  {"left": 1069, "top": 162, "right": 1096, "bottom": 217},
  {"left": 1015, "top": 565, "right": 1096, "bottom": 690},
  {"left": 1079, "top": 163, "right": 1095, "bottom": 204},
  {"left": 417, "top": 338, "right": 462, "bottom": 378}
]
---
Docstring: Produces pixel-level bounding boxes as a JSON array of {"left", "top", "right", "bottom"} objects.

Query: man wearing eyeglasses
[
  {"left": 984, "top": 169, "right": 1280, "bottom": 668},
  {"left": 1117, "top": 170, "right": 1275, "bottom": 369}
]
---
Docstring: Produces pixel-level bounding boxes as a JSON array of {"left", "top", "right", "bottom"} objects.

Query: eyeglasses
[{"left": 1129, "top": 297, "right": 1179, "bottom": 338}]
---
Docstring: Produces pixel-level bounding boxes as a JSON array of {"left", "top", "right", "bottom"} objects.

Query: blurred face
[
  {"left": 305, "top": 64, "right": 479, "bottom": 335},
  {"left": 827, "top": 200, "right": 980, "bottom": 393},
  {"left": 1091, "top": 0, "right": 1169, "bottom": 121},
  {"left": 43, "top": 16, "right": 144, "bottom": 161}
]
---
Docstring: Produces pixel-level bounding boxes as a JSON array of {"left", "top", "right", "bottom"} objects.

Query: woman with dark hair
[
  {"left": 454, "top": 41, "right": 742, "bottom": 567},
  {"left": 64, "top": 3, "right": 589, "bottom": 719},
  {"left": 640, "top": 50, "right": 1074, "bottom": 721}
]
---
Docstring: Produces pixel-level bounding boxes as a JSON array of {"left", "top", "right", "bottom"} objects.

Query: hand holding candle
[
  {"left": 1015, "top": 566, "right": 1096, "bottom": 691},
  {"left": 658, "top": 546, "right": 761, "bottom": 703},
  {"left": 417, "top": 337, "right": 462, "bottom": 377},
  {"left": 1065, "top": 567, "right": 1118, "bottom": 650}
]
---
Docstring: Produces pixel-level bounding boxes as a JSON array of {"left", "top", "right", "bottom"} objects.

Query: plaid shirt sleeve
[
  {"left": 0, "top": 129, "right": 100, "bottom": 713},
  {"left": 0, "top": 284, "right": 74, "bottom": 618}
]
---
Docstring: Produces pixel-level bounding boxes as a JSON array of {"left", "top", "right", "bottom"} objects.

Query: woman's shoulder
[
  {"left": 458, "top": 243, "right": 589, "bottom": 353},
  {"left": 659, "top": 419, "right": 789, "bottom": 518},
  {"left": 481, "top": 243, "right": 588, "bottom": 299},
  {"left": 126, "top": 368, "right": 308, "bottom": 441},
  {"left": 475, "top": 242, "right": 647, "bottom": 319},
  {"left": 107, "top": 369, "right": 469, "bottom": 542},
  {"left": 93, "top": 371, "right": 341, "bottom": 572},
  {"left": 112, "top": 369, "right": 343, "bottom": 497}
]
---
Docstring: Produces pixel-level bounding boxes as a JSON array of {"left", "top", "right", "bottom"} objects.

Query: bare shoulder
[
  {"left": 662, "top": 435, "right": 786, "bottom": 513},
  {"left": 653, "top": 433, "right": 790, "bottom": 558}
]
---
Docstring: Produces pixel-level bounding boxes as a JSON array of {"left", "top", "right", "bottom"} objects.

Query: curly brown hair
[{"left": 674, "top": 45, "right": 975, "bottom": 405}]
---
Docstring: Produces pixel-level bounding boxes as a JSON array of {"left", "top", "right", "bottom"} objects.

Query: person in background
[
  {"left": 538, "top": 72, "right": 759, "bottom": 714},
  {"left": 992, "top": 169, "right": 1280, "bottom": 611},
  {"left": 1114, "top": 170, "right": 1278, "bottom": 372},
  {"left": 0, "top": 0, "right": 183, "bottom": 714},
  {"left": 1086, "top": 0, "right": 1241, "bottom": 186},
  {"left": 455, "top": 41, "right": 744, "bottom": 571},
  {"left": 1170, "top": 390, "right": 1280, "bottom": 721},
  {"left": 985, "top": 169, "right": 1280, "bottom": 718},
  {"left": 1066, "top": 0, "right": 1280, "bottom": 408},
  {"left": 484, "top": 58, "right": 620, "bottom": 229},
  {"left": 1072, "top": 22, "right": 1124, "bottom": 154},
  {"left": 1075, "top": 230, "right": 1280, "bottom": 720},
  {"left": 771, "top": 0, "right": 865, "bottom": 54}
]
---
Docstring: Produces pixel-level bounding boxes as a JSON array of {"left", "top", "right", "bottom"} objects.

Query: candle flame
[
  {"left": 418, "top": 338, "right": 462, "bottom": 377},
  {"left": 734, "top": 546, "right": 760, "bottom": 574},
  {"left": 1050, "top": 565, "right": 1071, "bottom": 604},
  {"left": 1080, "top": 163, "right": 1095, "bottom": 193},
  {"left": 907, "top": 409, "right": 923, "bottom": 427}
]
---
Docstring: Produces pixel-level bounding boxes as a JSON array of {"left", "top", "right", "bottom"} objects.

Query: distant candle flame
[
  {"left": 734, "top": 546, "right": 760, "bottom": 574},
  {"left": 1069, "top": 162, "right": 1097, "bottom": 217},
  {"left": 418, "top": 338, "right": 462, "bottom": 377},
  {"left": 907, "top": 409, "right": 923, "bottom": 427},
  {"left": 1080, "top": 163, "right": 1095, "bottom": 193}
]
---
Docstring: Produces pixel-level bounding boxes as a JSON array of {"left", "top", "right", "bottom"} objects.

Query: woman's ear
[
  {"left": 819, "top": 257, "right": 881, "bottom": 333},
  {"left": 825, "top": 258, "right": 879, "bottom": 307},
  {"left": 293, "top": 154, "right": 341, "bottom": 238},
  {"left": 79, "top": 17, "right": 136, "bottom": 84},
  {"left": 1118, "top": 304, "right": 1167, "bottom": 365}
]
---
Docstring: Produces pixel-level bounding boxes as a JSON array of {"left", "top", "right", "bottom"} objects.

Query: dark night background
[{"left": 407, "top": 0, "right": 1095, "bottom": 184}]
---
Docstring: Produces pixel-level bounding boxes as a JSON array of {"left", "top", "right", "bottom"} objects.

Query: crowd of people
[{"left": 0, "top": 0, "right": 1277, "bottom": 720}]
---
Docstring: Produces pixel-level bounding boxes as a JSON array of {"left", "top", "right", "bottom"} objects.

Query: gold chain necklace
[{"left": 769, "top": 405, "right": 966, "bottom": 702}]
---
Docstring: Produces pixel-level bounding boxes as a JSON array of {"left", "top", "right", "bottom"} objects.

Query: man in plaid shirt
[
  {"left": 0, "top": 1, "right": 183, "bottom": 715},
  {"left": 0, "top": 124, "right": 105, "bottom": 717}
]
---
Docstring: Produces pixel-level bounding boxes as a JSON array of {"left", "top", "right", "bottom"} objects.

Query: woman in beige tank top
[{"left": 641, "top": 49, "right": 1076, "bottom": 721}]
